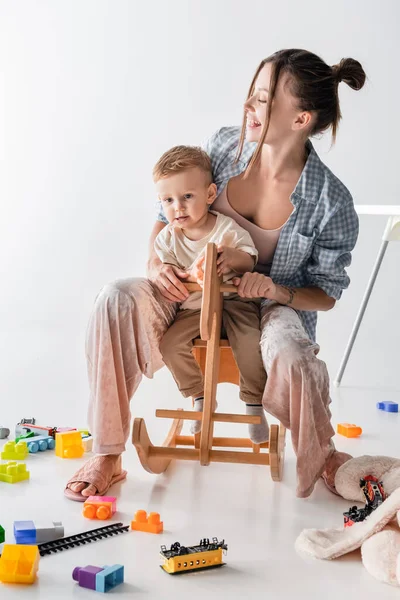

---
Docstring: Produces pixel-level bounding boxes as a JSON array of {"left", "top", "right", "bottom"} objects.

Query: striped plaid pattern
[{"left": 155, "top": 127, "right": 359, "bottom": 341}]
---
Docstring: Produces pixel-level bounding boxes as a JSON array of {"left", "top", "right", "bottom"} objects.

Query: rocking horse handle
[{"left": 183, "top": 243, "right": 237, "bottom": 340}]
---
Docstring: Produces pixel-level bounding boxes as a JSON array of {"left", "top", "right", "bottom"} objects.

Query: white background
[{"left": 1, "top": 0, "right": 399, "bottom": 430}]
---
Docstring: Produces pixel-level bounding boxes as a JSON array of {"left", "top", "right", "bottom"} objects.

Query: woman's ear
[
  {"left": 207, "top": 182, "right": 218, "bottom": 205},
  {"left": 293, "top": 110, "right": 313, "bottom": 132}
]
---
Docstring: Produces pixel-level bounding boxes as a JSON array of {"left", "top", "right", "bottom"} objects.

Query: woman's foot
[
  {"left": 65, "top": 454, "right": 127, "bottom": 502},
  {"left": 321, "top": 450, "right": 353, "bottom": 495}
]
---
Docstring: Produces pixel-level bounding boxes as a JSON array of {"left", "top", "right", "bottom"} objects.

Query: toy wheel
[{"left": 269, "top": 423, "right": 286, "bottom": 482}]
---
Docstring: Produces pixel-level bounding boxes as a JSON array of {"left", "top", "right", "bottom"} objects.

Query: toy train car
[{"left": 160, "top": 538, "right": 228, "bottom": 575}]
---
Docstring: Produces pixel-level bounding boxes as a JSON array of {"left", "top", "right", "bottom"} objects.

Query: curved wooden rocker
[{"left": 132, "top": 242, "right": 286, "bottom": 481}]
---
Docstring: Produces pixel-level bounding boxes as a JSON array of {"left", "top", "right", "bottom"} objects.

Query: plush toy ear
[
  {"left": 361, "top": 528, "right": 400, "bottom": 587},
  {"left": 334, "top": 455, "right": 400, "bottom": 502}
]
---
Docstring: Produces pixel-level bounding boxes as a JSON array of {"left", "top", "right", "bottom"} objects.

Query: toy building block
[
  {"left": 130, "top": 510, "right": 163, "bottom": 534},
  {"left": 0, "top": 525, "right": 4, "bottom": 544},
  {"left": 13, "top": 520, "right": 64, "bottom": 544},
  {"left": 83, "top": 496, "right": 117, "bottom": 520},
  {"left": 0, "top": 462, "right": 30, "bottom": 484},
  {"left": 377, "top": 401, "right": 399, "bottom": 413},
  {"left": 1, "top": 441, "right": 28, "bottom": 460},
  {"left": 35, "top": 521, "right": 64, "bottom": 544},
  {"left": 13, "top": 521, "right": 36, "bottom": 545},
  {"left": 73, "top": 564, "right": 124, "bottom": 592},
  {"left": 73, "top": 565, "right": 104, "bottom": 590},
  {"left": 0, "top": 427, "right": 10, "bottom": 439},
  {"left": 96, "top": 564, "right": 124, "bottom": 593},
  {"left": 55, "top": 431, "right": 84, "bottom": 458},
  {"left": 82, "top": 436, "right": 93, "bottom": 452},
  {"left": 337, "top": 423, "right": 362, "bottom": 438},
  {"left": 56, "top": 427, "right": 77, "bottom": 433},
  {"left": 0, "top": 544, "right": 40, "bottom": 584},
  {"left": 27, "top": 435, "right": 55, "bottom": 453},
  {"left": 15, "top": 423, "right": 56, "bottom": 439},
  {"left": 15, "top": 431, "right": 35, "bottom": 443},
  {"left": 79, "top": 429, "right": 91, "bottom": 437}
]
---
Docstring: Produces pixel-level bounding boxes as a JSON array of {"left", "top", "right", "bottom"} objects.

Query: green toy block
[
  {"left": 0, "top": 462, "right": 30, "bottom": 483},
  {"left": 1, "top": 441, "right": 28, "bottom": 461},
  {"left": 0, "top": 525, "right": 4, "bottom": 543},
  {"left": 15, "top": 431, "right": 35, "bottom": 444}
]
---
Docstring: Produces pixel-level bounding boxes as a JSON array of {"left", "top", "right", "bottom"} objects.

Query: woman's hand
[
  {"left": 148, "top": 261, "right": 189, "bottom": 303},
  {"left": 232, "top": 272, "right": 277, "bottom": 300}
]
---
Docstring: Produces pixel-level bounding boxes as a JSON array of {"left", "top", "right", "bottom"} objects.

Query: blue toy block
[
  {"left": 27, "top": 435, "right": 55, "bottom": 453},
  {"left": 95, "top": 564, "right": 124, "bottom": 593},
  {"left": 13, "top": 521, "right": 36, "bottom": 544},
  {"left": 377, "top": 401, "right": 398, "bottom": 413}
]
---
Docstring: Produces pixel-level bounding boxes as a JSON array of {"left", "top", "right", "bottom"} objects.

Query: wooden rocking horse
[{"left": 132, "top": 242, "right": 286, "bottom": 481}]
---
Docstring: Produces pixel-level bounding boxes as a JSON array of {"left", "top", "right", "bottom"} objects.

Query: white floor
[{"left": 0, "top": 379, "right": 399, "bottom": 599}]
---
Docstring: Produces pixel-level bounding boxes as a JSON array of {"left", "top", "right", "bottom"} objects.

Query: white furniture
[{"left": 334, "top": 205, "right": 400, "bottom": 387}]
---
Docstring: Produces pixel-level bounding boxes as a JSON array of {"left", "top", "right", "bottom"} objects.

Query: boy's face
[{"left": 156, "top": 167, "right": 217, "bottom": 230}]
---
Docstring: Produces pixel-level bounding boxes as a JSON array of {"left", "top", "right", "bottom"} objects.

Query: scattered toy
[
  {"left": 37, "top": 522, "right": 130, "bottom": 557},
  {"left": 0, "top": 427, "right": 10, "bottom": 439},
  {"left": 377, "top": 401, "right": 398, "bottom": 413},
  {"left": 337, "top": 423, "right": 362, "bottom": 438},
  {"left": 14, "top": 520, "right": 64, "bottom": 544},
  {"left": 26, "top": 435, "right": 55, "bottom": 453},
  {"left": 343, "top": 475, "right": 387, "bottom": 527},
  {"left": 0, "top": 462, "right": 30, "bottom": 484},
  {"left": 0, "top": 526, "right": 4, "bottom": 544},
  {"left": 1, "top": 441, "right": 28, "bottom": 461},
  {"left": 73, "top": 564, "right": 124, "bottom": 592},
  {"left": 160, "top": 538, "right": 228, "bottom": 574},
  {"left": 83, "top": 496, "right": 117, "bottom": 520},
  {"left": 0, "top": 544, "right": 40, "bottom": 584},
  {"left": 55, "top": 431, "right": 84, "bottom": 458},
  {"left": 131, "top": 510, "right": 163, "bottom": 534}
]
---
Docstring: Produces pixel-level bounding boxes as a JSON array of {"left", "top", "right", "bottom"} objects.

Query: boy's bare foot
[{"left": 64, "top": 454, "right": 127, "bottom": 502}]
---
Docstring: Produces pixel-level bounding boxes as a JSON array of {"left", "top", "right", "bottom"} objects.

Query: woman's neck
[{"left": 254, "top": 138, "right": 308, "bottom": 182}]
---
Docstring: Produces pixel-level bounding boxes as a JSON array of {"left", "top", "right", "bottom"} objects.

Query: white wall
[{"left": 1, "top": 0, "right": 399, "bottom": 428}]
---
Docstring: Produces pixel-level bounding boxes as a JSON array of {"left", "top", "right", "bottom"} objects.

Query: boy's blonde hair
[{"left": 153, "top": 145, "right": 212, "bottom": 183}]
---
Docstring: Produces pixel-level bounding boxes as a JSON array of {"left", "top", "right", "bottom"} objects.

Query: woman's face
[{"left": 244, "top": 63, "right": 307, "bottom": 145}]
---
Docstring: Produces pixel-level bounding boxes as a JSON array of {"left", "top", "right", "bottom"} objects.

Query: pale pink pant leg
[
  {"left": 86, "top": 278, "right": 177, "bottom": 454},
  {"left": 260, "top": 302, "right": 336, "bottom": 498}
]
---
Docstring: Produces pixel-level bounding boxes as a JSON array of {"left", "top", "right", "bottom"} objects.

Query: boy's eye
[
  {"left": 258, "top": 99, "right": 267, "bottom": 104},
  {"left": 162, "top": 198, "right": 173, "bottom": 203},
  {"left": 184, "top": 193, "right": 193, "bottom": 199}
]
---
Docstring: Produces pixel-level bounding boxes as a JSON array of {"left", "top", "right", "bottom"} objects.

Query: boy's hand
[
  {"left": 216, "top": 245, "right": 243, "bottom": 276},
  {"left": 188, "top": 255, "right": 205, "bottom": 286}
]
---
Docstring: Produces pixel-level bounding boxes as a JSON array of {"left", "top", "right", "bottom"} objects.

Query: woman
[{"left": 65, "top": 48, "right": 366, "bottom": 501}]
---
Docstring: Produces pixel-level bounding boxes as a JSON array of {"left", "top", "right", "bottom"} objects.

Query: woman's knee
[
  {"left": 95, "top": 278, "right": 148, "bottom": 308},
  {"left": 262, "top": 337, "right": 320, "bottom": 370}
]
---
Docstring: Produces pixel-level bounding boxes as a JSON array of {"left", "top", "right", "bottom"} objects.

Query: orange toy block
[
  {"left": 0, "top": 544, "right": 40, "bottom": 584},
  {"left": 131, "top": 510, "right": 163, "bottom": 534},
  {"left": 55, "top": 431, "right": 84, "bottom": 458},
  {"left": 337, "top": 423, "right": 362, "bottom": 438},
  {"left": 83, "top": 496, "right": 117, "bottom": 520}
]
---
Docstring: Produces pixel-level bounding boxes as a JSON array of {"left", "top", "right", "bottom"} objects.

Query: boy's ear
[{"left": 207, "top": 183, "right": 217, "bottom": 205}]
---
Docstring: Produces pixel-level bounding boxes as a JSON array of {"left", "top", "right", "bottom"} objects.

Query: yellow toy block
[
  {"left": 55, "top": 431, "right": 84, "bottom": 458},
  {"left": 1, "top": 441, "right": 28, "bottom": 461},
  {"left": 0, "top": 544, "right": 39, "bottom": 584},
  {"left": 131, "top": 510, "right": 163, "bottom": 534},
  {"left": 0, "top": 462, "right": 30, "bottom": 484}
]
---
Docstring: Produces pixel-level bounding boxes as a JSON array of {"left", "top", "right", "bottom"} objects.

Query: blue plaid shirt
[{"left": 155, "top": 126, "right": 359, "bottom": 342}]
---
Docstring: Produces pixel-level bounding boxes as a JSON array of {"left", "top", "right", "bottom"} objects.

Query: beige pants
[
  {"left": 159, "top": 300, "right": 266, "bottom": 404},
  {"left": 86, "top": 278, "right": 335, "bottom": 497}
]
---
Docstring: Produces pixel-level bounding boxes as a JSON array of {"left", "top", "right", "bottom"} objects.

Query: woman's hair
[
  {"left": 235, "top": 49, "right": 367, "bottom": 171},
  {"left": 153, "top": 145, "right": 212, "bottom": 183}
]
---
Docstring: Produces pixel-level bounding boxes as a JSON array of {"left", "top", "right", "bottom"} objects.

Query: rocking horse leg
[
  {"left": 132, "top": 413, "right": 183, "bottom": 475},
  {"left": 269, "top": 423, "right": 286, "bottom": 482}
]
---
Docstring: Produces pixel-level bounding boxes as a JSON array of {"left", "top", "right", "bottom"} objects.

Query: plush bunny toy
[{"left": 296, "top": 455, "right": 400, "bottom": 587}]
